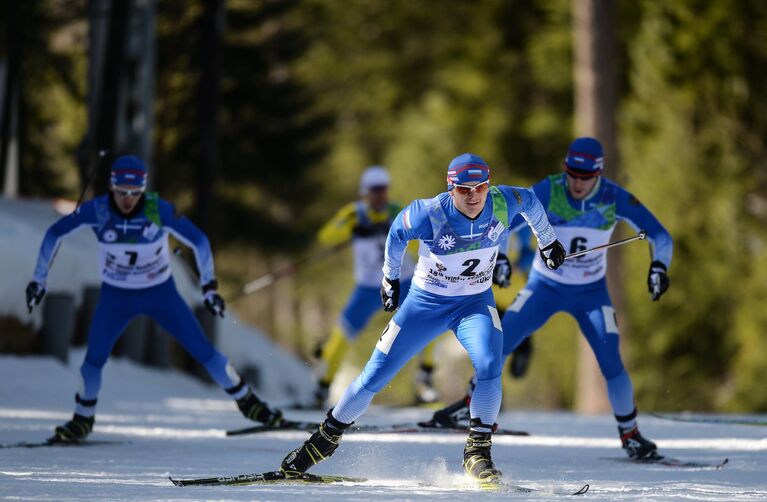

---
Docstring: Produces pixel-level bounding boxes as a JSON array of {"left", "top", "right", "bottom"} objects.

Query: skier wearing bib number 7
[
  {"left": 429, "top": 137, "right": 673, "bottom": 460},
  {"left": 280, "top": 153, "right": 565, "bottom": 485},
  {"left": 26, "top": 155, "right": 283, "bottom": 443}
]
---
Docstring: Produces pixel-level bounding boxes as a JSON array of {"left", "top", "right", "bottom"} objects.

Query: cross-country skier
[
  {"left": 280, "top": 153, "right": 565, "bottom": 484},
  {"left": 428, "top": 137, "right": 673, "bottom": 460},
  {"left": 26, "top": 155, "right": 283, "bottom": 442},
  {"left": 311, "top": 166, "right": 439, "bottom": 407}
]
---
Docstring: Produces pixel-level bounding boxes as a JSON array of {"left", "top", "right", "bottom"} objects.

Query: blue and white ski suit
[
  {"left": 32, "top": 193, "right": 242, "bottom": 415},
  {"left": 331, "top": 186, "right": 557, "bottom": 427},
  {"left": 502, "top": 174, "right": 672, "bottom": 422}
]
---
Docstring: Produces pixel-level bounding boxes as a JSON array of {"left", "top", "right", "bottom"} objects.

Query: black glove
[
  {"left": 539, "top": 240, "right": 566, "bottom": 270},
  {"left": 202, "top": 280, "right": 225, "bottom": 317},
  {"left": 25, "top": 281, "right": 46, "bottom": 313},
  {"left": 380, "top": 277, "right": 400, "bottom": 312},
  {"left": 647, "top": 261, "right": 669, "bottom": 301},
  {"left": 492, "top": 253, "right": 512, "bottom": 288}
]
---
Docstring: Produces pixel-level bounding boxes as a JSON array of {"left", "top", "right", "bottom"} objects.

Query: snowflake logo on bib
[
  {"left": 438, "top": 234, "right": 456, "bottom": 251},
  {"left": 103, "top": 229, "right": 117, "bottom": 243}
]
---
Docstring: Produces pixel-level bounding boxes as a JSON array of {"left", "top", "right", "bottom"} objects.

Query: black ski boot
[
  {"left": 281, "top": 410, "right": 351, "bottom": 477},
  {"left": 509, "top": 337, "right": 533, "bottom": 378},
  {"left": 422, "top": 395, "right": 470, "bottom": 428},
  {"left": 313, "top": 380, "right": 330, "bottom": 409},
  {"left": 235, "top": 388, "right": 283, "bottom": 426},
  {"left": 415, "top": 363, "right": 439, "bottom": 404},
  {"left": 619, "top": 424, "right": 658, "bottom": 459},
  {"left": 463, "top": 419, "right": 502, "bottom": 485},
  {"left": 52, "top": 413, "right": 94, "bottom": 443}
]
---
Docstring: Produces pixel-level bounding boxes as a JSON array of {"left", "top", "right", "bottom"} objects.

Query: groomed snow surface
[{"left": 1, "top": 353, "right": 766, "bottom": 501}]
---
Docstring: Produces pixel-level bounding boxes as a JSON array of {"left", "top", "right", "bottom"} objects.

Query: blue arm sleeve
[
  {"left": 615, "top": 187, "right": 673, "bottom": 267},
  {"left": 160, "top": 200, "right": 217, "bottom": 286},
  {"left": 383, "top": 200, "right": 433, "bottom": 280},
  {"left": 33, "top": 201, "right": 98, "bottom": 285},
  {"left": 499, "top": 186, "right": 557, "bottom": 249}
]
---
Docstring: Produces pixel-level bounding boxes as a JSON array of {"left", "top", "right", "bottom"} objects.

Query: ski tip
[{"left": 573, "top": 484, "right": 589, "bottom": 495}]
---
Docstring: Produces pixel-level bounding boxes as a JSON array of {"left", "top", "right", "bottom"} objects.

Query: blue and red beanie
[
  {"left": 564, "top": 137, "right": 604, "bottom": 177},
  {"left": 110, "top": 155, "right": 147, "bottom": 187},
  {"left": 446, "top": 153, "right": 490, "bottom": 190}
]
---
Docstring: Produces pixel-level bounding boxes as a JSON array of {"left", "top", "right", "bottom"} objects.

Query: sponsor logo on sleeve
[{"left": 488, "top": 221, "right": 505, "bottom": 242}]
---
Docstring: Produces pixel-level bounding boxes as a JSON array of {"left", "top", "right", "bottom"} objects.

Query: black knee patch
[{"left": 614, "top": 407, "right": 638, "bottom": 423}]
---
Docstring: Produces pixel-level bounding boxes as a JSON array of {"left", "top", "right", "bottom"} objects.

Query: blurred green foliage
[{"left": 6, "top": 0, "right": 767, "bottom": 411}]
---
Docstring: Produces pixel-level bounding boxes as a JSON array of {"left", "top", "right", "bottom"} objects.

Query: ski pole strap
[{"left": 564, "top": 230, "right": 647, "bottom": 261}]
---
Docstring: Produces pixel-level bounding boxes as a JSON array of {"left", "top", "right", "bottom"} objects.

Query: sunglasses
[
  {"left": 564, "top": 163, "right": 601, "bottom": 180},
  {"left": 453, "top": 180, "right": 489, "bottom": 195},
  {"left": 113, "top": 187, "right": 145, "bottom": 197}
]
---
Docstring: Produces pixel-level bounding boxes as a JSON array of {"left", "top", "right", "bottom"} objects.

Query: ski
[
  {"left": 0, "top": 438, "right": 127, "bottom": 449},
  {"left": 168, "top": 470, "right": 585, "bottom": 494},
  {"left": 650, "top": 412, "right": 767, "bottom": 427},
  {"left": 493, "top": 482, "right": 589, "bottom": 496},
  {"left": 419, "top": 480, "right": 589, "bottom": 496},
  {"left": 226, "top": 420, "right": 529, "bottom": 437},
  {"left": 169, "top": 470, "right": 367, "bottom": 487},
  {"left": 604, "top": 452, "right": 728, "bottom": 469},
  {"left": 226, "top": 419, "right": 321, "bottom": 436},
  {"left": 352, "top": 422, "right": 529, "bottom": 436}
]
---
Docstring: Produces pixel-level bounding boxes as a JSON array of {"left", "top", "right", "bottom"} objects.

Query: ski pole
[
  {"left": 564, "top": 230, "right": 647, "bottom": 261},
  {"left": 75, "top": 149, "right": 109, "bottom": 210},
  {"left": 46, "top": 150, "right": 109, "bottom": 274},
  {"left": 238, "top": 243, "right": 348, "bottom": 297}
]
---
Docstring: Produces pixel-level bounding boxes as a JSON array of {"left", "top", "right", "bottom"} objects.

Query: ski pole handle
[{"left": 564, "top": 230, "right": 647, "bottom": 261}]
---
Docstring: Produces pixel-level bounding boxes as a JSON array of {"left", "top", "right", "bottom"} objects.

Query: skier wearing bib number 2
[
  {"left": 280, "top": 153, "right": 565, "bottom": 485},
  {"left": 26, "top": 155, "right": 282, "bottom": 443},
  {"left": 429, "top": 137, "right": 673, "bottom": 460}
]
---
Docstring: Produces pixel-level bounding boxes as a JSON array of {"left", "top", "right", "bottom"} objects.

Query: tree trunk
[
  {"left": 194, "top": 0, "right": 225, "bottom": 234},
  {"left": 92, "top": 0, "right": 133, "bottom": 192},
  {"left": 572, "top": 0, "right": 623, "bottom": 414}
]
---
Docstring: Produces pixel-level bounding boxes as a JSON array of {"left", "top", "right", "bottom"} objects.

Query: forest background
[{"left": 3, "top": 0, "right": 767, "bottom": 413}]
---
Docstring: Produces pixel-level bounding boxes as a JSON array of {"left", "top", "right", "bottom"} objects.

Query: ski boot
[
  {"left": 619, "top": 424, "right": 658, "bottom": 459},
  {"left": 281, "top": 410, "right": 351, "bottom": 477},
  {"left": 415, "top": 363, "right": 439, "bottom": 404},
  {"left": 52, "top": 413, "right": 94, "bottom": 443},
  {"left": 421, "top": 395, "right": 470, "bottom": 428},
  {"left": 509, "top": 337, "right": 533, "bottom": 378},
  {"left": 312, "top": 380, "right": 330, "bottom": 409},
  {"left": 236, "top": 388, "right": 283, "bottom": 426},
  {"left": 463, "top": 419, "right": 502, "bottom": 486}
]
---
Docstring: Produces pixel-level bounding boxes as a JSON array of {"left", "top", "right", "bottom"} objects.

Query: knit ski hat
[
  {"left": 110, "top": 155, "right": 147, "bottom": 187},
  {"left": 446, "top": 153, "right": 490, "bottom": 190},
  {"left": 564, "top": 137, "right": 604, "bottom": 177}
]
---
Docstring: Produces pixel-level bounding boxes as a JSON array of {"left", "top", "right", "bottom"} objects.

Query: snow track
[{"left": 1, "top": 354, "right": 765, "bottom": 501}]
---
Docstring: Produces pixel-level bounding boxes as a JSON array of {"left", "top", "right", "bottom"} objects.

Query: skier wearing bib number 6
[
  {"left": 280, "top": 153, "right": 565, "bottom": 485},
  {"left": 429, "top": 137, "right": 673, "bottom": 460},
  {"left": 26, "top": 155, "right": 283, "bottom": 443}
]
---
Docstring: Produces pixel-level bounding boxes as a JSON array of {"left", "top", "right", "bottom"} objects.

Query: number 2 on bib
[{"left": 460, "top": 258, "right": 481, "bottom": 277}]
